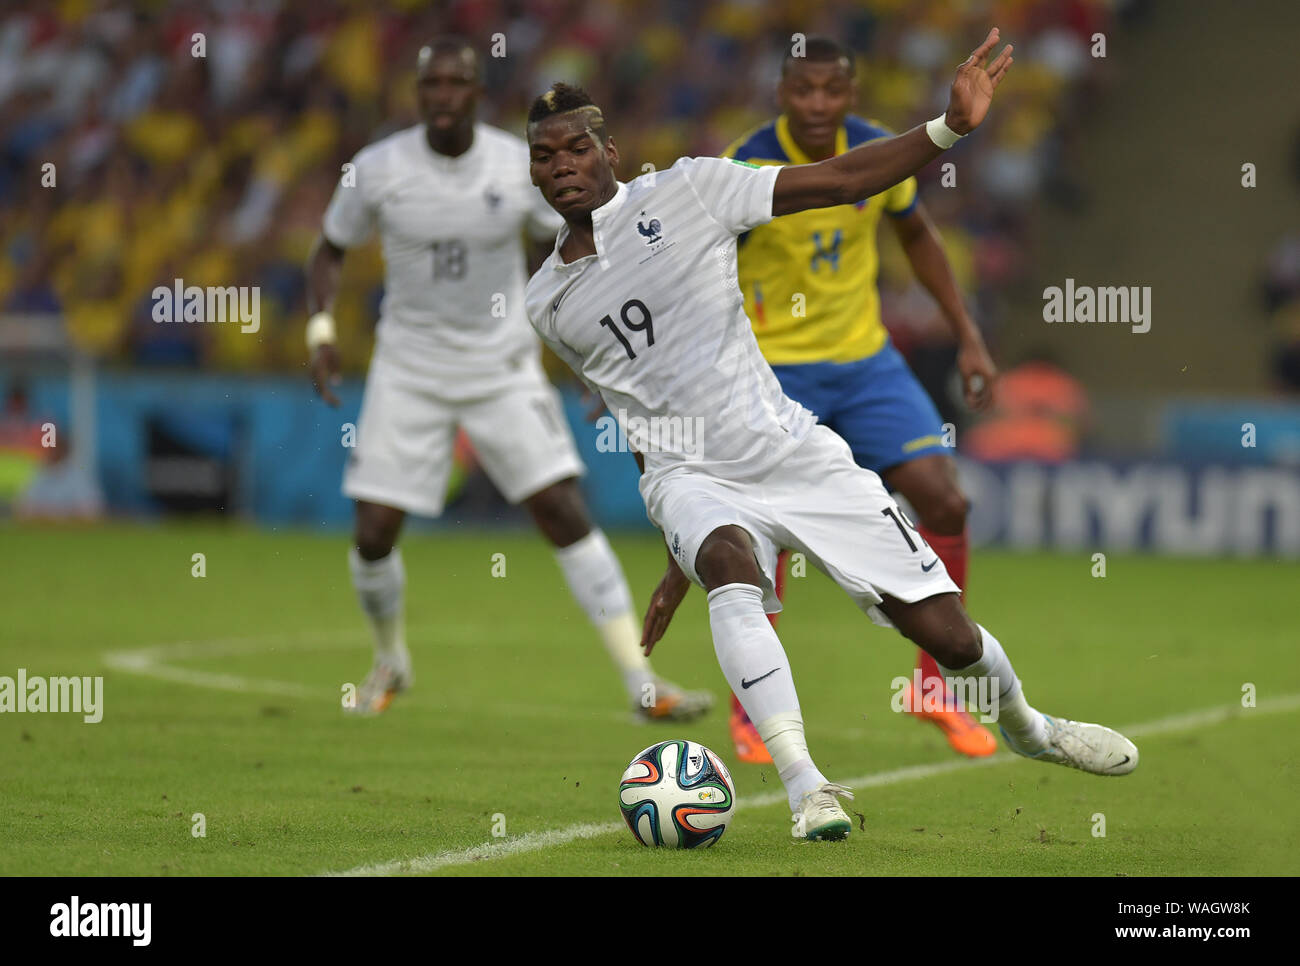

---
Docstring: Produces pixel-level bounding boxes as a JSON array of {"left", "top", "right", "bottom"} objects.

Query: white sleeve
[
  {"left": 321, "top": 154, "right": 377, "bottom": 248},
  {"left": 524, "top": 184, "right": 564, "bottom": 243},
  {"left": 677, "top": 156, "right": 781, "bottom": 235}
]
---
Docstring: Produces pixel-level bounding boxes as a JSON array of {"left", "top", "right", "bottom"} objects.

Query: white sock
[
  {"left": 939, "top": 623, "right": 1046, "bottom": 751},
  {"left": 348, "top": 547, "right": 410, "bottom": 674},
  {"left": 600, "top": 613, "right": 656, "bottom": 700},
  {"left": 707, "top": 582, "right": 827, "bottom": 810},
  {"left": 554, "top": 530, "right": 653, "bottom": 697},
  {"left": 758, "top": 711, "right": 829, "bottom": 811}
]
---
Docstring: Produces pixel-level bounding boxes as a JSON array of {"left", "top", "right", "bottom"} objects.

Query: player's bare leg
[
  {"left": 695, "top": 526, "right": 851, "bottom": 840},
  {"left": 878, "top": 591, "right": 1139, "bottom": 776},
  {"left": 882, "top": 453, "right": 995, "bottom": 757},
  {"left": 345, "top": 500, "right": 412, "bottom": 715},
  {"left": 525, "top": 477, "right": 712, "bottom": 722}
]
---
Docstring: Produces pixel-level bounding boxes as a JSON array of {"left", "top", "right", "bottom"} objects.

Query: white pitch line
[
  {"left": 330, "top": 758, "right": 1004, "bottom": 877},
  {"left": 323, "top": 823, "right": 625, "bottom": 877},
  {"left": 103, "top": 631, "right": 363, "bottom": 698},
  {"left": 1119, "top": 694, "right": 1300, "bottom": 737},
  {"left": 325, "top": 692, "right": 1300, "bottom": 876},
  {"left": 102, "top": 649, "right": 320, "bottom": 698},
  {"left": 102, "top": 627, "right": 638, "bottom": 721}
]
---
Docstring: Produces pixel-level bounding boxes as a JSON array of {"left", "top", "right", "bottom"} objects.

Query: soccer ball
[{"left": 618, "top": 739, "right": 735, "bottom": 848}]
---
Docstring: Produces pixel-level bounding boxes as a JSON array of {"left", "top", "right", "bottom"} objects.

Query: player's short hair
[
  {"left": 782, "top": 35, "right": 855, "bottom": 78},
  {"left": 526, "top": 83, "right": 608, "bottom": 142},
  {"left": 417, "top": 36, "right": 480, "bottom": 78}
]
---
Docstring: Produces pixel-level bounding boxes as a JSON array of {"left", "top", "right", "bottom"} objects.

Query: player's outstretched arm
[
  {"left": 891, "top": 204, "right": 998, "bottom": 409},
  {"left": 642, "top": 560, "right": 689, "bottom": 656},
  {"left": 627, "top": 447, "right": 691, "bottom": 654},
  {"left": 305, "top": 234, "right": 346, "bottom": 407},
  {"left": 771, "top": 28, "right": 1013, "bottom": 217}
]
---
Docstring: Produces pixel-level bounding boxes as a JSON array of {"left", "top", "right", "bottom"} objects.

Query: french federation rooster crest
[{"left": 637, "top": 212, "right": 662, "bottom": 244}]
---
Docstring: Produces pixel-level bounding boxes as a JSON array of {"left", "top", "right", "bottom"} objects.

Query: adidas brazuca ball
[{"left": 618, "top": 739, "right": 735, "bottom": 848}]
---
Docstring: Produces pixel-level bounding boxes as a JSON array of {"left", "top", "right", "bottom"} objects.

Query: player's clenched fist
[
  {"left": 944, "top": 27, "right": 1014, "bottom": 136},
  {"left": 958, "top": 339, "right": 998, "bottom": 411},
  {"left": 310, "top": 343, "right": 342, "bottom": 407}
]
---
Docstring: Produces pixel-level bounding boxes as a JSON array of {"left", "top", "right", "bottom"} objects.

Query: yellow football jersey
[{"left": 723, "top": 115, "right": 917, "bottom": 364}]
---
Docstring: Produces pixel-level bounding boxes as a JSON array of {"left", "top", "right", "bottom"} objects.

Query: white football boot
[
  {"left": 344, "top": 662, "right": 411, "bottom": 715},
  {"left": 791, "top": 783, "right": 855, "bottom": 841},
  {"left": 1002, "top": 714, "right": 1138, "bottom": 775}
]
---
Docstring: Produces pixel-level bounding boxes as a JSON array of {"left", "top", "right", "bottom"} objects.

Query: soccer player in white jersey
[
  {"left": 304, "top": 38, "right": 711, "bottom": 720},
  {"left": 523, "top": 29, "right": 1139, "bottom": 841}
]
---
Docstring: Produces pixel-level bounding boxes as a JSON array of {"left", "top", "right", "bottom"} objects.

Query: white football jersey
[
  {"left": 525, "top": 157, "right": 816, "bottom": 503},
  {"left": 323, "top": 122, "right": 563, "bottom": 398}
]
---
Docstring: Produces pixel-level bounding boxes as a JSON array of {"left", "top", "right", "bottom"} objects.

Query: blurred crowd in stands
[
  {"left": 2, "top": 0, "right": 1118, "bottom": 395},
  {"left": 1265, "top": 231, "right": 1300, "bottom": 394}
]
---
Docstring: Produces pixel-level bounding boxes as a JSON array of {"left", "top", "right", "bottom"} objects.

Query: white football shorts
[
  {"left": 642, "top": 424, "right": 961, "bottom": 628},
  {"left": 343, "top": 350, "right": 585, "bottom": 517}
]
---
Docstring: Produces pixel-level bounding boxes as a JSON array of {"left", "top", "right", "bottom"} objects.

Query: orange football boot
[
  {"left": 903, "top": 681, "right": 997, "bottom": 757},
  {"left": 637, "top": 682, "right": 713, "bottom": 722},
  {"left": 729, "top": 694, "right": 773, "bottom": 764}
]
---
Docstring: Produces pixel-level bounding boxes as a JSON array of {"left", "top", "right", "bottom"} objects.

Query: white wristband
[
  {"left": 925, "top": 114, "right": 965, "bottom": 150},
  {"left": 306, "top": 311, "right": 337, "bottom": 350}
]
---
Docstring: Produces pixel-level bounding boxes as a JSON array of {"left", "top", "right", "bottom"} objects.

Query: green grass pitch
[{"left": 2, "top": 523, "right": 1296, "bottom": 876}]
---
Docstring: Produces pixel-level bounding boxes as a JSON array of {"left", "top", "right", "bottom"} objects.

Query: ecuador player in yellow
[{"left": 723, "top": 37, "right": 998, "bottom": 763}]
